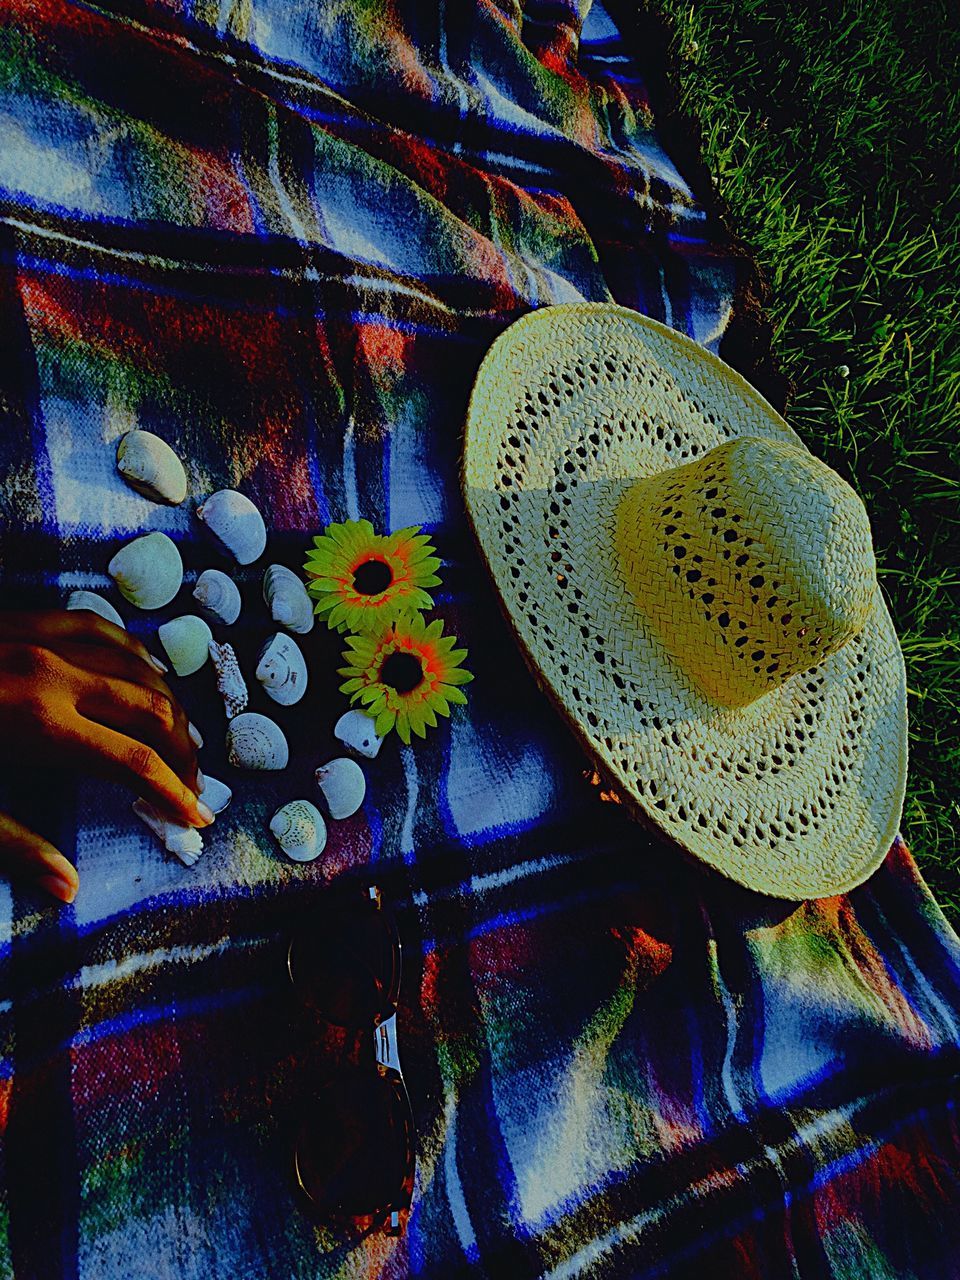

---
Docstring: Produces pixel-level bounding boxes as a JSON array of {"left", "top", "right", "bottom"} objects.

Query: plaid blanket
[{"left": 2, "top": 1, "right": 960, "bottom": 1276}]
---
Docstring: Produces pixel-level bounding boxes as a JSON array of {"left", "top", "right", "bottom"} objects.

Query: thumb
[{"left": 0, "top": 812, "right": 78, "bottom": 904}]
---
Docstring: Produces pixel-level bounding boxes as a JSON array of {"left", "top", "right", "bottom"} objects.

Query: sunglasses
[{"left": 286, "top": 885, "right": 417, "bottom": 1236}]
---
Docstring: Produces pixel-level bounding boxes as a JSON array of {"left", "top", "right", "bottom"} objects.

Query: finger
[
  {"left": 0, "top": 610, "right": 167, "bottom": 675},
  {"left": 74, "top": 675, "right": 199, "bottom": 791},
  {"left": 64, "top": 714, "right": 213, "bottom": 828},
  {"left": 0, "top": 812, "right": 79, "bottom": 904}
]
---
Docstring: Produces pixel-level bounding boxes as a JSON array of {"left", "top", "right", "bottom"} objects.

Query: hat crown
[{"left": 615, "top": 437, "right": 877, "bottom": 708}]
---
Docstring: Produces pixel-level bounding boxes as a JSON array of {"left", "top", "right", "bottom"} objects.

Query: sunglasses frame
[{"left": 286, "top": 884, "right": 417, "bottom": 1237}]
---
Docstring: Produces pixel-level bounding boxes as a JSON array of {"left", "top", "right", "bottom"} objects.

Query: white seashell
[
  {"left": 116, "top": 430, "right": 188, "bottom": 505},
  {"left": 255, "top": 632, "right": 308, "bottom": 706},
  {"left": 226, "top": 712, "right": 289, "bottom": 770},
  {"left": 192, "top": 568, "right": 242, "bottom": 625},
  {"left": 269, "top": 800, "right": 327, "bottom": 863},
  {"left": 209, "top": 640, "right": 248, "bottom": 718},
  {"left": 108, "top": 532, "right": 183, "bottom": 610},
  {"left": 66, "top": 591, "right": 125, "bottom": 630},
  {"left": 133, "top": 799, "right": 203, "bottom": 867},
  {"left": 199, "top": 773, "right": 232, "bottom": 815},
  {"left": 263, "top": 564, "right": 315, "bottom": 634},
  {"left": 195, "top": 489, "right": 266, "bottom": 565},
  {"left": 333, "top": 709, "right": 384, "bottom": 760},
  {"left": 158, "top": 615, "right": 213, "bottom": 677},
  {"left": 315, "top": 757, "right": 366, "bottom": 820}
]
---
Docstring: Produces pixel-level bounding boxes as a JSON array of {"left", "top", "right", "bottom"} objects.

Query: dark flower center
[
  {"left": 353, "top": 558, "right": 392, "bottom": 595},
  {"left": 380, "top": 651, "right": 424, "bottom": 694}
]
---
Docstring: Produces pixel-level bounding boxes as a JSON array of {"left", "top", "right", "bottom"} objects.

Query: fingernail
[
  {"left": 36, "top": 873, "right": 77, "bottom": 904},
  {"left": 196, "top": 799, "right": 216, "bottom": 825},
  {"left": 196, "top": 768, "right": 206, "bottom": 790},
  {"left": 188, "top": 721, "right": 204, "bottom": 749},
  {"left": 150, "top": 655, "right": 169, "bottom": 674}
]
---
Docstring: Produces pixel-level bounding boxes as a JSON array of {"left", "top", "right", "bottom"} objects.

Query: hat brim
[{"left": 462, "top": 304, "right": 907, "bottom": 900}]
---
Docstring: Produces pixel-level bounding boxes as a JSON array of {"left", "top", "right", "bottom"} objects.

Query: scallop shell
[
  {"left": 116, "top": 430, "right": 188, "bottom": 505},
  {"left": 255, "top": 632, "right": 308, "bottom": 706},
  {"left": 263, "top": 564, "right": 315, "bottom": 635},
  {"left": 133, "top": 799, "right": 203, "bottom": 867},
  {"left": 226, "top": 712, "right": 289, "bottom": 770},
  {"left": 66, "top": 591, "right": 126, "bottom": 630},
  {"left": 108, "top": 532, "right": 183, "bottom": 610},
  {"left": 199, "top": 773, "right": 232, "bottom": 815},
  {"left": 269, "top": 800, "right": 327, "bottom": 863},
  {"left": 315, "top": 757, "right": 366, "bottom": 820},
  {"left": 209, "top": 640, "right": 248, "bottom": 718},
  {"left": 195, "top": 489, "right": 266, "bottom": 565},
  {"left": 192, "top": 569, "right": 242, "bottom": 626},
  {"left": 158, "top": 615, "right": 213, "bottom": 677},
  {"left": 333, "top": 709, "right": 384, "bottom": 760}
]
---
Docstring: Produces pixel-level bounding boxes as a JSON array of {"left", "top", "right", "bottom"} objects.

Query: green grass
[{"left": 645, "top": 0, "right": 960, "bottom": 926}]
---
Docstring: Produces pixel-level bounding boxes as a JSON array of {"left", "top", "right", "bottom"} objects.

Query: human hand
[{"left": 0, "top": 610, "right": 213, "bottom": 903}]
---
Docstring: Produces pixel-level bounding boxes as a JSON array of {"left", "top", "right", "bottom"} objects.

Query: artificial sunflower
[
  {"left": 304, "top": 519, "right": 442, "bottom": 634},
  {"left": 338, "top": 614, "right": 473, "bottom": 744}
]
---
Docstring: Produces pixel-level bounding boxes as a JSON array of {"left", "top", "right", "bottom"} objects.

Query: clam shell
[
  {"left": 269, "top": 800, "right": 327, "bottom": 863},
  {"left": 116, "top": 430, "right": 188, "bottom": 505},
  {"left": 255, "top": 632, "right": 308, "bottom": 706},
  {"left": 108, "top": 532, "right": 183, "bottom": 610},
  {"left": 66, "top": 591, "right": 125, "bottom": 630},
  {"left": 199, "top": 773, "right": 232, "bottom": 815},
  {"left": 158, "top": 615, "right": 213, "bottom": 677},
  {"left": 192, "top": 568, "right": 242, "bottom": 626},
  {"left": 315, "top": 757, "right": 366, "bottom": 820},
  {"left": 226, "top": 712, "right": 289, "bottom": 770},
  {"left": 333, "top": 709, "right": 384, "bottom": 760},
  {"left": 209, "top": 640, "right": 248, "bottom": 718},
  {"left": 263, "top": 564, "right": 314, "bottom": 634},
  {"left": 195, "top": 489, "right": 266, "bottom": 565},
  {"left": 133, "top": 799, "right": 203, "bottom": 867}
]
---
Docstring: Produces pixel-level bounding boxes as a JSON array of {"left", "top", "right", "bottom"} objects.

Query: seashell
[
  {"left": 209, "top": 640, "right": 248, "bottom": 718},
  {"left": 255, "top": 632, "right": 308, "bottom": 706},
  {"left": 158, "top": 615, "right": 213, "bottom": 677},
  {"left": 133, "top": 799, "right": 203, "bottom": 867},
  {"left": 226, "top": 712, "right": 289, "bottom": 770},
  {"left": 269, "top": 800, "right": 327, "bottom": 863},
  {"left": 199, "top": 773, "right": 232, "bottom": 815},
  {"left": 116, "top": 430, "right": 188, "bottom": 505},
  {"left": 192, "top": 568, "right": 242, "bottom": 626},
  {"left": 66, "top": 590, "right": 126, "bottom": 630},
  {"left": 315, "top": 757, "right": 366, "bottom": 820},
  {"left": 333, "top": 709, "right": 384, "bottom": 760},
  {"left": 263, "top": 564, "right": 315, "bottom": 634},
  {"left": 108, "top": 532, "right": 183, "bottom": 610},
  {"left": 195, "top": 489, "right": 266, "bottom": 565}
]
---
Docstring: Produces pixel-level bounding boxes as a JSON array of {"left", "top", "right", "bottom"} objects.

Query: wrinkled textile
[{"left": 1, "top": 2, "right": 960, "bottom": 1277}]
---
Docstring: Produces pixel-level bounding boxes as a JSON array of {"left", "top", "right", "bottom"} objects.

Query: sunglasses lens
[
  {"left": 295, "top": 1072, "right": 414, "bottom": 1221},
  {"left": 289, "top": 904, "right": 398, "bottom": 1026}
]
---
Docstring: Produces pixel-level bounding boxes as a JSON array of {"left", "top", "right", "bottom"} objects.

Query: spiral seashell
[
  {"left": 108, "top": 532, "right": 183, "bottom": 610},
  {"left": 315, "top": 757, "right": 366, "bottom": 820},
  {"left": 333, "top": 709, "right": 384, "bottom": 760},
  {"left": 133, "top": 799, "right": 203, "bottom": 867},
  {"left": 263, "top": 564, "right": 314, "bottom": 635},
  {"left": 226, "top": 712, "right": 289, "bottom": 770},
  {"left": 269, "top": 800, "right": 327, "bottom": 863},
  {"left": 209, "top": 640, "right": 249, "bottom": 718},
  {"left": 195, "top": 489, "right": 266, "bottom": 565},
  {"left": 66, "top": 591, "right": 125, "bottom": 630},
  {"left": 199, "top": 773, "right": 232, "bottom": 815},
  {"left": 255, "top": 632, "right": 308, "bottom": 706},
  {"left": 116, "top": 430, "right": 188, "bottom": 505},
  {"left": 158, "top": 615, "right": 213, "bottom": 677},
  {"left": 192, "top": 569, "right": 242, "bottom": 626}
]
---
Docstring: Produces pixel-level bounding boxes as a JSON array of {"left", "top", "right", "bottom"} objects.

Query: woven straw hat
[{"left": 462, "top": 304, "right": 907, "bottom": 900}]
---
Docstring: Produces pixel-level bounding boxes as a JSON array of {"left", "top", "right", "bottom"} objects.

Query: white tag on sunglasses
[{"left": 374, "top": 1012, "right": 402, "bottom": 1074}]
